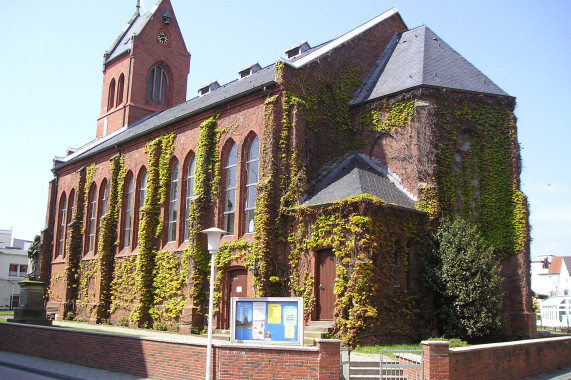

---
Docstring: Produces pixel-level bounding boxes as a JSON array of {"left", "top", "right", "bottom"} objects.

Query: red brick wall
[
  {"left": 0, "top": 323, "right": 341, "bottom": 380},
  {"left": 423, "top": 337, "right": 571, "bottom": 380}
]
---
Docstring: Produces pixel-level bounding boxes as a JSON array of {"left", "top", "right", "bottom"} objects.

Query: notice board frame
[{"left": 230, "top": 297, "right": 304, "bottom": 345}]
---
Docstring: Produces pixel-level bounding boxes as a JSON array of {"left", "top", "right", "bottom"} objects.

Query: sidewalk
[
  {"left": 0, "top": 320, "right": 209, "bottom": 380},
  {"left": 0, "top": 350, "right": 152, "bottom": 380}
]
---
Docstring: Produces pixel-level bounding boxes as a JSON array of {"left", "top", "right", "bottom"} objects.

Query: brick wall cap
[
  {"left": 421, "top": 340, "right": 450, "bottom": 346},
  {"left": 315, "top": 339, "right": 342, "bottom": 344},
  {"left": 449, "top": 336, "right": 571, "bottom": 353}
]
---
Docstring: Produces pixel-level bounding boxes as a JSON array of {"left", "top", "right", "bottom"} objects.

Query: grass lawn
[
  {"left": 0, "top": 310, "right": 14, "bottom": 322},
  {"left": 354, "top": 338, "right": 469, "bottom": 354}
]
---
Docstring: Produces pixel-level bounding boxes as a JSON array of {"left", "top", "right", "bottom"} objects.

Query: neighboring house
[
  {"left": 42, "top": 0, "right": 534, "bottom": 344},
  {"left": 532, "top": 255, "right": 571, "bottom": 328},
  {"left": 531, "top": 255, "right": 558, "bottom": 296},
  {"left": 0, "top": 229, "right": 11, "bottom": 249},
  {"left": 0, "top": 247, "right": 28, "bottom": 309}
]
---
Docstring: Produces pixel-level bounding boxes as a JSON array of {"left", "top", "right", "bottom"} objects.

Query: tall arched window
[
  {"left": 184, "top": 156, "right": 195, "bottom": 241},
  {"left": 223, "top": 142, "right": 237, "bottom": 234},
  {"left": 147, "top": 66, "right": 168, "bottom": 104},
  {"left": 57, "top": 193, "right": 67, "bottom": 258},
  {"left": 244, "top": 136, "right": 259, "bottom": 233},
  {"left": 87, "top": 184, "right": 97, "bottom": 254},
  {"left": 107, "top": 79, "right": 116, "bottom": 111},
  {"left": 167, "top": 160, "right": 179, "bottom": 242},
  {"left": 116, "top": 74, "right": 125, "bottom": 106},
  {"left": 66, "top": 189, "right": 75, "bottom": 258},
  {"left": 100, "top": 180, "right": 109, "bottom": 217},
  {"left": 122, "top": 174, "right": 134, "bottom": 249},
  {"left": 134, "top": 168, "right": 148, "bottom": 247}
]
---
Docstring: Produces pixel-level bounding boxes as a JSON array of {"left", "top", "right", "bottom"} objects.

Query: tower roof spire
[{"left": 135, "top": 0, "right": 140, "bottom": 16}]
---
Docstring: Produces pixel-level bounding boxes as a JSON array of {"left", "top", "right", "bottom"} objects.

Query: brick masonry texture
[
  {"left": 423, "top": 338, "right": 571, "bottom": 380},
  {"left": 0, "top": 323, "right": 341, "bottom": 380}
]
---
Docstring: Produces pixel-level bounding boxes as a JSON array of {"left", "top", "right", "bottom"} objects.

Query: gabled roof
[
  {"left": 302, "top": 153, "right": 417, "bottom": 210},
  {"left": 55, "top": 65, "right": 277, "bottom": 169},
  {"left": 283, "top": 8, "right": 400, "bottom": 68},
  {"left": 105, "top": 1, "right": 166, "bottom": 64},
  {"left": 351, "top": 25, "right": 509, "bottom": 105},
  {"left": 548, "top": 256, "right": 563, "bottom": 274}
]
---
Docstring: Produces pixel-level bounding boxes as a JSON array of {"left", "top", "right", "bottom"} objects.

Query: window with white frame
[
  {"left": 167, "top": 161, "right": 179, "bottom": 242},
  {"left": 184, "top": 156, "right": 195, "bottom": 241},
  {"left": 245, "top": 136, "right": 259, "bottom": 233},
  {"left": 9, "top": 264, "right": 28, "bottom": 278},
  {"left": 87, "top": 184, "right": 97, "bottom": 253},
  {"left": 123, "top": 175, "right": 134, "bottom": 249},
  {"left": 223, "top": 143, "right": 237, "bottom": 234},
  {"left": 57, "top": 194, "right": 67, "bottom": 257}
]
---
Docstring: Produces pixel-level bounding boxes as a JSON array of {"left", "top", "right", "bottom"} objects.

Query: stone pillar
[
  {"left": 11, "top": 279, "right": 52, "bottom": 326},
  {"left": 422, "top": 340, "right": 449, "bottom": 380},
  {"left": 315, "top": 339, "right": 341, "bottom": 379}
]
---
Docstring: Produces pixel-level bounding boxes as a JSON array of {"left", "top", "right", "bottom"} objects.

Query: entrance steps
[{"left": 304, "top": 320, "right": 333, "bottom": 346}]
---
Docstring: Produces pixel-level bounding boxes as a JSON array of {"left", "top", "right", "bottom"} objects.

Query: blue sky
[{"left": 1, "top": 0, "right": 569, "bottom": 259}]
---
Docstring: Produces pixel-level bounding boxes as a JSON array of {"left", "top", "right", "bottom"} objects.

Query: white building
[
  {"left": 535, "top": 256, "right": 571, "bottom": 328},
  {"left": 0, "top": 247, "right": 28, "bottom": 309}
]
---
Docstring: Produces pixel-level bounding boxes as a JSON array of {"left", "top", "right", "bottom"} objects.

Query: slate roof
[
  {"left": 351, "top": 25, "right": 509, "bottom": 105},
  {"left": 105, "top": 7, "right": 149, "bottom": 63},
  {"left": 55, "top": 65, "right": 277, "bottom": 169},
  {"left": 302, "top": 153, "right": 417, "bottom": 211},
  {"left": 563, "top": 257, "right": 571, "bottom": 276}
]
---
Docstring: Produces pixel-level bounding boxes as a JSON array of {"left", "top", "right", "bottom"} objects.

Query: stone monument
[{"left": 11, "top": 235, "right": 52, "bottom": 326}]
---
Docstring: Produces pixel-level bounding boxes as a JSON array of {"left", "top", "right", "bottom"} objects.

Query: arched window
[
  {"left": 184, "top": 156, "right": 195, "bottom": 241},
  {"left": 116, "top": 74, "right": 125, "bottom": 106},
  {"left": 393, "top": 247, "right": 401, "bottom": 288},
  {"left": 134, "top": 168, "right": 147, "bottom": 247},
  {"left": 167, "top": 160, "right": 179, "bottom": 242},
  {"left": 87, "top": 184, "right": 97, "bottom": 254},
  {"left": 107, "top": 79, "right": 116, "bottom": 111},
  {"left": 223, "top": 142, "right": 237, "bottom": 234},
  {"left": 122, "top": 173, "right": 134, "bottom": 249},
  {"left": 244, "top": 136, "right": 259, "bottom": 233},
  {"left": 100, "top": 179, "right": 109, "bottom": 217},
  {"left": 146, "top": 66, "right": 168, "bottom": 104},
  {"left": 406, "top": 242, "right": 413, "bottom": 288},
  {"left": 66, "top": 189, "right": 75, "bottom": 258},
  {"left": 57, "top": 193, "right": 67, "bottom": 258}
]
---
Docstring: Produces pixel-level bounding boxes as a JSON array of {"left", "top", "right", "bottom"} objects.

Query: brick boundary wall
[
  {"left": 423, "top": 337, "right": 571, "bottom": 380},
  {"left": 0, "top": 323, "right": 341, "bottom": 379}
]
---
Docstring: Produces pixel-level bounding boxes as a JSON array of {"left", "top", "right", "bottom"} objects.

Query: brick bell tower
[{"left": 96, "top": 0, "right": 190, "bottom": 137}]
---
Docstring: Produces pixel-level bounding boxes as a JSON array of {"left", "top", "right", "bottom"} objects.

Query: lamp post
[{"left": 201, "top": 227, "right": 226, "bottom": 380}]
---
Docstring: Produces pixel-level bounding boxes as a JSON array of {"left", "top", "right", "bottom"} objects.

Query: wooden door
[
  {"left": 316, "top": 249, "right": 336, "bottom": 320},
  {"left": 228, "top": 269, "right": 248, "bottom": 326}
]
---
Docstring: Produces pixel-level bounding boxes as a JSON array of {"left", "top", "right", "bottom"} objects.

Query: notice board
[{"left": 230, "top": 297, "right": 304, "bottom": 345}]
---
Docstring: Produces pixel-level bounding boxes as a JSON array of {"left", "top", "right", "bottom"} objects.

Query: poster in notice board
[{"left": 231, "top": 297, "right": 304, "bottom": 345}]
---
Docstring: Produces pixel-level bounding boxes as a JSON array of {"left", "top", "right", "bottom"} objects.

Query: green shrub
[{"left": 422, "top": 218, "right": 504, "bottom": 342}]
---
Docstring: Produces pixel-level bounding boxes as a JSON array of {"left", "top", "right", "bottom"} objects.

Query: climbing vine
[
  {"left": 429, "top": 99, "right": 527, "bottom": 259},
  {"left": 95, "top": 154, "right": 126, "bottom": 321},
  {"left": 130, "top": 132, "right": 175, "bottom": 325},
  {"left": 184, "top": 115, "right": 223, "bottom": 322},
  {"left": 288, "top": 195, "right": 426, "bottom": 347}
]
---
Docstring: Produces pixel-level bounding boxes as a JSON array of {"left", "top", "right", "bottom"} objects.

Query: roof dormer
[
  {"left": 198, "top": 81, "right": 220, "bottom": 96},
  {"left": 238, "top": 63, "right": 261, "bottom": 79},
  {"left": 285, "top": 41, "right": 311, "bottom": 59}
]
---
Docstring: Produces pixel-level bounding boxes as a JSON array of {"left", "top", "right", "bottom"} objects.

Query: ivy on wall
[
  {"left": 184, "top": 115, "right": 222, "bottom": 323},
  {"left": 287, "top": 195, "right": 426, "bottom": 347},
  {"left": 93, "top": 154, "right": 126, "bottom": 321},
  {"left": 130, "top": 132, "right": 175, "bottom": 325},
  {"left": 430, "top": 99, "right": 527, "bottom": 259}
]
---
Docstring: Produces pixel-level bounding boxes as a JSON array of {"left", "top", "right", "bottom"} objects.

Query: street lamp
[{"left": 201, "top": 227, "right": 226, "bottom": 380}]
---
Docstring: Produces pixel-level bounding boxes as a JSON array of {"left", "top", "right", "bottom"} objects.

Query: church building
[{"left": 41, "top": 0, "right": 535, "bottom": 344}]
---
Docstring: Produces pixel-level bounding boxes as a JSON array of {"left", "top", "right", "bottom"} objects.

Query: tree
[{"left": 423, "top": 217, "right": 504, "bottom": 341}]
